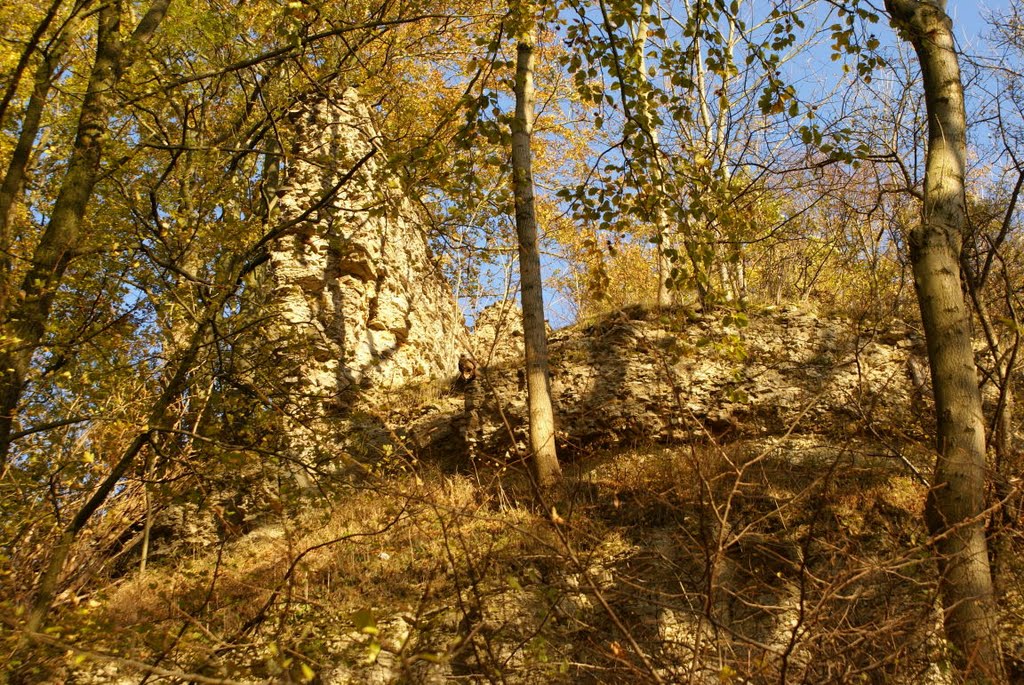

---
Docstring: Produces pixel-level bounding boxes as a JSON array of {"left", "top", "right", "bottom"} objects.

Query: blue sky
[{"left": 952, "top": 1, "right": 1010, "bottom": 52}]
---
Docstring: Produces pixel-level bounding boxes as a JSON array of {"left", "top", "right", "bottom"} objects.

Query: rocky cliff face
[
  {"left": 268, "top": 87, "right": 465, "bottom": 394},
  {"left": 336, "top": 304, "right": 948, "bottom": 684},
  {"left": 545, "top": 304, "right": 927, "bottom": 449},
  {"left": 73, "top": 305, "right": 1024, "bottom": 685},
  {"left": 413, "top": 303, "right": 930, "bottom": 463},
  {"left": 262, "top": 87, "right": 467, "bottom": 474}
]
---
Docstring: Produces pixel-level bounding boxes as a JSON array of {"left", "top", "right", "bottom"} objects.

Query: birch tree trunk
[
  {"left": 885, "top": 1, "right": 1006, "bottom": 681},
  {"left": 510, "top": 5, "right": 560, "bottom": 489},
  {"left": 627, "top": 1, "right": 673, "bottom": 308}
]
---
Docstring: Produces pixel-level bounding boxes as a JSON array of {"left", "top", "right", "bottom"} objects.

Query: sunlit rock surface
[
  {"left": 268, "top": 87, "right": 465, "bottom": 396},
  {"left": 262, "top": 87, "right": 467, "bottom": 478}
]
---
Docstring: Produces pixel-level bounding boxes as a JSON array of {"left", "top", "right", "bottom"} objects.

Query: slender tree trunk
[
  {"left": 671, "top": 0, "right": 714, "bottom": 304},
  {"left": 509, "top": 7, "right": 560, "bottom": 489},
  {"left": 718, "top": 260, "right": 734, "bottom": 303},
  {"left": 25, "top": 316, "right": 208, "bottom": 634},
  {"left": 0, "top": 0, "right": 67, "bottom": 127},
  {"left": 990, "top": 367, "right": 1017, "bottom": 592},
  {"left": 963, "top": 260, "right": 1020, "bottom": 591},
  {"left": 0, "top": 23, "right": 74, "bottom": 315},
  {"left": 627, "top": 1, "right": 673, "bottom": 308},
  {"left": 0, "top": 0, "right": 123, "bottom": 465},
  {"left": 733, "top": 253, "right": 746, "bottom": 304},
  {"left": 683, "top": 239, "right": 709, "bottom": 307},
  {"left": 886, "top": 1, "right": 1006, "bottom": 681},
  {"left": 0, "top": 0, "right": 170, "bottom": 465}
]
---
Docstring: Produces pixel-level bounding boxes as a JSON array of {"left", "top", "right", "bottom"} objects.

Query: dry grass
[{"left": 19, "top": 435, "right": 1023, "bottom": 684}]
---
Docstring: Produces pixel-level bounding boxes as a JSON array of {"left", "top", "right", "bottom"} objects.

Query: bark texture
[
  {"left": 510, "top": 15, "right": 561, "bottom": 489},
  {"left": 885, "top": 1, "right": 1006, "bottom": 681},
  {"left": 0, "top": 0, "right": 171, "bottom": 465}
]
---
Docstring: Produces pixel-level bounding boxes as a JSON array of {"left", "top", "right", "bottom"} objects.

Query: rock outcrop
[
  {"left": 268, "top": 87, "right": 465, "bottom": 395},
  {"left": 349, "top": 304, "right": 944, "bottom": 683},
  {"left": 543, "top": 304, "right": 926, "bottom": 450},
  {"left": 407, "top": 303, "right": 931, "bottom": 465},
  {"left": 79, "top": 305, "right": 1024, "bottom": 685},
  {"left": 262, "top": 87, "right": 467, "bottom": 474},
  {"left": 470, "top": 301, "right": 524, "bottom": 366}
]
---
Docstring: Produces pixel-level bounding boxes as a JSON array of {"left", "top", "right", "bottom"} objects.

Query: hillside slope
[{"left": 35, "top": 305, "right": 1023, "bottom": 684}]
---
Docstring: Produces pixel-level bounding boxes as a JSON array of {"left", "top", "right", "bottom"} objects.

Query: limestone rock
[
  {"left": 470, "top": 301, "right": 525, "bottom": 366},
  {"left": 261, "top": 87, "right": 468, "bottom": 474},
  {"left": 268, "top": 88, "right": 465, "bottom": 395},
  {"left": 415, "top": 304, "right": 928, "bottom": 459}
]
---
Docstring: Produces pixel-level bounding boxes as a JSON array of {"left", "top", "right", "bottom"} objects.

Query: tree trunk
[
  {"left": 718, "top": 260, "right": 734, "bottom": 303},
  {"left": 510, "top": 8, "right": 560, "bottom": 489},
  {"left": 885, "top": 1, "right": 1006, "bottom": 681},
  {"left": 627, "top": 1, "right": 674, "bottom": 308},
  {"left": 0, "top": 0, "right": 67, "bottom": 126},
  {"left": 25, "top": 309, "right": 208, "bottom": 634},
  {"left": 0, "top": 0, "right": 170, "bottom": 465},
  {"left": 962, "top": 257, "right": 1020, "bottom": 592},
  {"left": 0, "top": 21, "right": 74, "bottom": 315}
]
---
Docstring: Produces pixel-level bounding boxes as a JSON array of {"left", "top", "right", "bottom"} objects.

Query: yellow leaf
[{"left": 365, "top": 638, "right": 382, "bottom": 664}]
